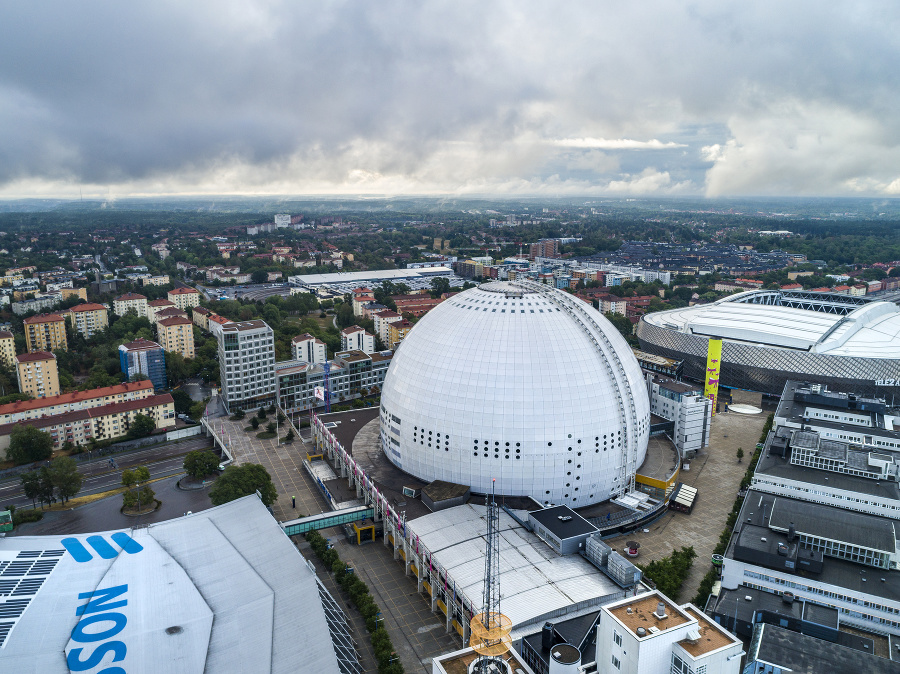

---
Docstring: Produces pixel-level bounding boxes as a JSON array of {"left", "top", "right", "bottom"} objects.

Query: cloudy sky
[{"left": 1, "top": 1, "right": 898, "bottom": 198}]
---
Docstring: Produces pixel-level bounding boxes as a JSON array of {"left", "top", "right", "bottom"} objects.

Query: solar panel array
[{"left": 0, "top": 549, "right": 63, "bottom": 648}]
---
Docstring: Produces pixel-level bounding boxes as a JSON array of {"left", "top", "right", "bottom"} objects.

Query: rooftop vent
[
  {"left": 760, "top": 537, "right": 767, "bottom": 543},
  {"left": 649, "top": 626, "right": 660, "bottom": 634},
  {"left": 636, "top": 627, "right": 646, "bottom": 637},
  {"left": 654, "top": 602, "right": 667, "bottom": 620},
  {"left": 558, "top": 515, "right": 572, "bottom": 521},
  {"left": 745, "top": 596, "right": 753, "bottom": 602},
  {"left": 685, "top": 630, "right": 701, "bottom": 644},
  {"left": 626, "top": 607, "right": 633, "bottom": 614}
]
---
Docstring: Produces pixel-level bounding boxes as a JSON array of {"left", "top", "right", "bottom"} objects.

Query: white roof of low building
[
  {"left": 407, "top": 504, "right": 622, "bottom": 635},
  {"left": 643, "top": 293, "right": 900, "bottom": 357},
  {"left": 0, "top": 496, "right": 350, "bottom": 674},
  {"left": 288, "top": 267, "right": 454, "bottom": 286}
]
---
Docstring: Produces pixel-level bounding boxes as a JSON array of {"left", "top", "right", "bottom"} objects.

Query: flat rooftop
[
  {"left": 607, "top": 593, "right": 689, "bottom": 637},
  {"left": 680, "top": 606, "right": 738, "bottom": 658},
  {"left": 529, "top": 505, "right": 597, "bottom": 540}
]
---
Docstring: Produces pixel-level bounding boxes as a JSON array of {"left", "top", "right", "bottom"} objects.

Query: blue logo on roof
[{"left": 61, "top": 533, "right": 144, "bottom": 563}]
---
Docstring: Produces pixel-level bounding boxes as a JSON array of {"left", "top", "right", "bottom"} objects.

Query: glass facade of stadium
[{"left": 636, "top": 319, "right": 900, "bottom": 400}]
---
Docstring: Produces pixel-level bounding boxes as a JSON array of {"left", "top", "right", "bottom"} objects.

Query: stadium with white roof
[
  {"left": 637, "top": 289, "right": 900, "bottom": 398},
  {"left": 0, "top": 497, "right": 361, "bottom": 674}
]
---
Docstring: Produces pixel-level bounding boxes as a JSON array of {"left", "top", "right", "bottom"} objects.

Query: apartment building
[
  {"left": 118, "top": 339, "right": 167, "bottom": 390},
  {"left": 373, "top": 310, "right": 401, "bottom": 345},
  {"left": 23, "top": 313, "right": 67, "bottom": 352},
  {"left": 141, "top": 275, "right": 170, "bottom": 286},
  {"left": 192, "top": 306, "right": 211, "bottom": 331},
  {"left": 340, "top": 325, "right": 376, "bottom": 354},
  {"left": 0, "top": 380, "right": 155, "bottom": 425},
  {"left": 218, "top": 320, "right": 276, "bottom": 411},
  {"left": 388, "top": 319, "right": 413, "bottom": 349},
  {"left": 60, "top": 287, "right": 88, "bottom": 302},
  {"left": 351, "top": 287, "right": 376, "bottom": 317},
  {"left": 167, "top": 286, "right": 202, "bottom": 310},
  {"left": 0, "top": 331, "right": 15, "bottom": 369},
  {"left": 65, "top": 302, "right": 109, "bottom": 338},
  {"left": 113, "top": 292, "right": 149, "bottom": 318},
  {"left": 157, "top": 316, "right": 195, "bottom": 359},
  {"left": 146, "top": 299, "right": 177, "bottom": 323},
  {"left": 15, "top": 351, "right": 60, "bottom": 398},
  {"left": 291, "top": 333, "right": 327, "bottom": 364},
  {"left": 0, "top": 393, "right": 175, "bottom": 451}
]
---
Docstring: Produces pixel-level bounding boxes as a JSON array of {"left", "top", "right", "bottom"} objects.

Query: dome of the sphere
[{"left": 379, "top": 280, "right": 651, "bottom": 507}]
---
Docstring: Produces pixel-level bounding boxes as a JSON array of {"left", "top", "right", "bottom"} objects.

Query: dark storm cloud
[{"left": 0, "top": 1, "right": 898, "bottom": 196}]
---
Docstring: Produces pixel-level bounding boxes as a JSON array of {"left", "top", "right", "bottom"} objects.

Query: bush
[
  {"left": 639, "top": 546, "right": 696, "bottom": 599},
  {"left": 12, "top": 508, "right": 44, "bottom": 527}
]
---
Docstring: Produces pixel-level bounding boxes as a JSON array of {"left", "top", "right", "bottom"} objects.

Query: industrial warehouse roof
[
  {"left": 0, "top": 497, "right": 351, "bottom": 674},
  {"left": 642, "top": 290, "right": 900, "bottom": 356},
  {"left": 288, "top": 267, "right": 454, "bottom": 286},
  {"left": 407, "top": 504, "right": 622, "bottom": 635}
]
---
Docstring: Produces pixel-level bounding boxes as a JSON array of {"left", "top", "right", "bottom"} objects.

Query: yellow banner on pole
[{"left": 704, "top": 338, "right": 722, "bottom": 416}]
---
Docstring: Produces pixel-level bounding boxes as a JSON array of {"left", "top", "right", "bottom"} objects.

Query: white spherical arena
[{"left": 379, "top": 280, "right": 650, "bottom": 507}]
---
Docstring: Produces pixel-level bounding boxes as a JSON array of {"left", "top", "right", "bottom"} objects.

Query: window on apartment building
[
  {"left": 613, "top": 631, "right": 622, "bottom": 646},
  {"left": 611, "top": 655, "right": 620, "bottom": 670}
]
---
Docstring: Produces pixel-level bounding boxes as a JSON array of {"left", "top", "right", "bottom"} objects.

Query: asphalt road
[{"left": 0, "top": 436, "right": 215, "bottom": 509}]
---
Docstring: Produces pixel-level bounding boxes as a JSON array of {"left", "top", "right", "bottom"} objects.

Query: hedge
[{"left": 639, "top": 546, "right": 696, "bottom": 599}]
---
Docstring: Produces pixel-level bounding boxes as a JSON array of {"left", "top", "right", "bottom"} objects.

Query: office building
[
  {"left": 118, "top": 338, "right": 167, "bottom": 390},
  {"left": 157, "top": 316, "right": 195, "bottom": 360},
  {"left": 23, "top": 313, "right": 67, "bottom": 353},
  {"left": 646, "top": 374, "right": 711, "bottom": 457},
  {"left": 15, "top": 351, "right": 60, "bottom": 398},
  {"left": 276, "top": 350, "right": 391, "bottom": 413},
  {"left": 167, "top": 286, "right": 202, "bottom": 310},
  {"left": 291, "top": 333, "right": 327, "bottom": 364},
  {"left": 218, "top": 320, "right": 276, "bottom": 411}
]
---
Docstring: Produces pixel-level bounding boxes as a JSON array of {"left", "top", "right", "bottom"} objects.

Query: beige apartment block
[
  {"left": 16, "top": 351, "right": 60, "bottom": 398},
  {"left": 66, "top": 302, "right": 109, "bottom": 338},
  {"left": 167, "top": 287, "right": 201, "bottom": 310},
  {"left": 60, "top": 287, "right": 88, "bottom": 302},
  {"left": 113, "top": 292, "right": 148, "bottom": 318},
  {"left": 0, "top": 331, "right": 15, "bottom": 370},
  {"left": 157, "top": 316, "right": 195, "bottom": 359},
  {"left": 23, "top": 313, "right": 67, "bottom": 352}
]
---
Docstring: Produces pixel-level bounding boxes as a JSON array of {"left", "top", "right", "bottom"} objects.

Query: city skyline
[{"left": 1, "top": 2, "right": 898, "bottom": 199}]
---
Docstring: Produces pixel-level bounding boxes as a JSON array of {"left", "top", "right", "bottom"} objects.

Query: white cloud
[
  {"left": 606, "top": 168, "right": 693, "bottom": 195},
  {"left": 551, "top": 138, "right": 686, "bottom": 150}
]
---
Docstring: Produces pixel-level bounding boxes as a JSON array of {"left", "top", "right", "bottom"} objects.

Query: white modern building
[
  {"left": 292, "top": 333, "right": 327, "bottom": 364},
  {"left": 373, "top": 310, "right": 402, "bottom": 345},
  {"left": 646, "top": 374, "right": 711, "bottom": 457},
  {"left": 218, "top": 320, "right": 277, "bottom": 411},
  {"left": 596, "top": 591, "right": 742, "bottom": 674},
  {"left": 380, "top": 280, "right": 651, "bottom": 507},
  {"left": 340, "top": 326, "right": 376, "bottom": 354}
]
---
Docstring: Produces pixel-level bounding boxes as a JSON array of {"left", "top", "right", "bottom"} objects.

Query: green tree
[
  {"left": 126, "top": 414, "right": 156, "bottom": 439},
  {"left": 429, "top": 276, "right": 450, "bottom": 298},
  {"left": 209, "top": 463, "right": 278, "bottom": 506},
  {"left": 257, "top": 407, "right": 267, "bottom": 420},
  {"left": 134, "top": 465, "right": 151, "bottom": 483},
  {"left": 250, "top": 417, "right": 260, "bottom": 430},
  {"left": 265, "top": 422, "right": 276, "bottom": 434},
  {"left": 49, "top": 456, "right": 82, "bottom": 504},
  {"left": 121, "top": 469, "right": 136, "bottom": 489},
  {"left": 6, "top": 425, "right": 53, "bottom": 465},
  {"left": 736, "top": 447, "right": 744, "bottom": 463},
  {"left": 37, "top": 466, "right": 55, "bottom": 508},
  {"left": 20, "top": 470, "right": 41, "bottom": 509},
  {"left": 171, "top": 389, "right": 193, "bottom": 416},
  {"left": 166, "top": 351, "right": 190, "bottom": 385},
  {"left": 251, "top": 269, "right": 268, "bottom": 284},
  {"left": 183, "top": 450, "right": 220, "bottom": 480}
]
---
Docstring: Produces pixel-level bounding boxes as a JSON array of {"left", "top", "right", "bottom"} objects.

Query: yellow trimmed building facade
[
  {"left": 15, "top": 351, "right": 60, "bottom": 398},
  {"left": 23, "top": 313, "right": 67, "bottom": 352},
  {"left": 167, "top": 286, "right": 202, "bottom": 310}
]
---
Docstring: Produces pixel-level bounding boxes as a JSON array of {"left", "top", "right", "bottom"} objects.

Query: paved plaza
[
  {"left": 220, "top": 408, "right": 460, "bottom": 673},
  {"left": 605, "top": 409, "right": 770, "bottom": 602}
]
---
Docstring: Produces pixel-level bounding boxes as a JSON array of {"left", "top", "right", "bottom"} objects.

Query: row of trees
[{"left": 20, "top": 456, "right": 82, "bottom": 509}]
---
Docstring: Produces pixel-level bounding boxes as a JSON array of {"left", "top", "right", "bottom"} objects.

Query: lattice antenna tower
[{"left": 469, "top": 479, "right": 512, "bottom": 673}]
